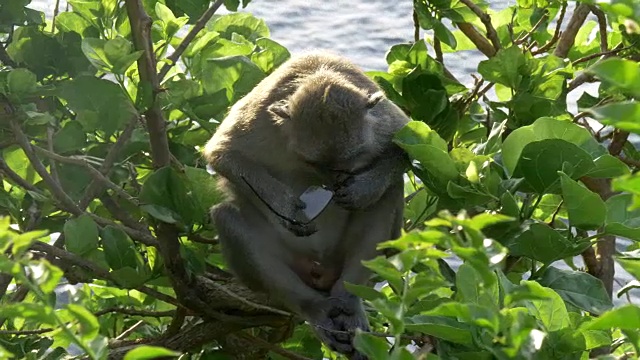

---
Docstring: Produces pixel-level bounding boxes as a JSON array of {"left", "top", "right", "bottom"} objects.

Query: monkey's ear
[
  {"left": 268, "top": 100, "right": 290, "bottom": 119},
  {"left": 366, "top": 91, "right": 385, "bottom": 109}
]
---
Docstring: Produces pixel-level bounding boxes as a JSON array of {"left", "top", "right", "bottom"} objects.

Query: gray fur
[{"left": 204, "top": 52, "right": 409, "bottom": 359}]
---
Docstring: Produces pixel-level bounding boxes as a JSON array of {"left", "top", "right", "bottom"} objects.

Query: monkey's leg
[
  {"left": 322, "top": 181, "right": 405, "bottom": 359},
  {"left": 210, "top": 202, "right": 336, "bottom": 326}
]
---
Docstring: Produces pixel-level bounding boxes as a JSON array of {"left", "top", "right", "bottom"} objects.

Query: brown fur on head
[{"left": 268, "top": 70, "right": 383, "bottom": 171}]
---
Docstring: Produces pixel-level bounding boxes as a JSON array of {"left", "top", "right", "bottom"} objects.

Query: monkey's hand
[
  {"left": 332, "top": 170, "right": 388, "bottom": 210},
  {"left": 279, "top": 197, "right": 318, "bottom": 237}
]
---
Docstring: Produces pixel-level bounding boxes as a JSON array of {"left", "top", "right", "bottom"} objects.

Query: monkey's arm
[
  {"left": 210, "top": 151, "right": 316, "bottom": 236},
  {"left": 333, "top": 144, "right": 409, "bottom": 210}
]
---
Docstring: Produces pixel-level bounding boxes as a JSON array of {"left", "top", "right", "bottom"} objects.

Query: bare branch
[
  {"left": 9, "top": 117, "right": 82, "bottom": 216},
  {"left": 590, "top": 5, "right": 608, "bottom": 53},
  {"left": 514, "top": 10, "right": 549, "bottom": 46},
  {"left": 533, "top": 2, "right": 567, "bottom": 55},
  {"left": 434, "top": 37, "right": 443, "bottom": 64},
  {"left": 32, "top": 145, "right": 139, "bottom": 206},
  {"left": 459, "top": 0, "right": 501, "bottom": 51},
  {"left": 158, "top": 0, "right": 225, "bottom": 81},
  {"left": 457, "top": 22, "right": 497, "bottom": 57},
  {"left": 572, "top": 43, "right": 626, "bottom": 65},
  {"left": 0, "top": 157, "right": 41, "bottom": 193},
  {"left": 554, "top": 3, "right": 591, "bottom": 58},
  {"left": 413, "top": 5, "right": 420, "bottom": 43},
  {"left": 0, "top": 328, "right": 54, "bottom": 335},
  {"left": 94, "top": 307, "right": 176, "bottom": 317}
]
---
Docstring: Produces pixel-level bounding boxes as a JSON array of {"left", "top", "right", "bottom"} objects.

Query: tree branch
[
  {"left": 9, "top": 117, "right": 82, "bottom": 216},
  {"left": 554, "top": 3, "right": 591, "bottom": 58},
  {"left": 459, "top": 0, "right": 501, "bottom": 52},
  {"left": 457, "top": 22, "right": 497, "bottom": 57}
]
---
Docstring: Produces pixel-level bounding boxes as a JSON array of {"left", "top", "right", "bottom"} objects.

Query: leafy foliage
[{"left": 0, "top": 0, "right": 639, "bottom": 359}]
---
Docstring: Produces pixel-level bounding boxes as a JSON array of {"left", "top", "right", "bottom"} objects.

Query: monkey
[{"left": 203, "top": 51, "right": 410, "bottom": 359}]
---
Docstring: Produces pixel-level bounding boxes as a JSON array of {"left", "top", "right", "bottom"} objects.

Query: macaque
[{"left": 204, "top": 51, "right": 409, "bottom": 359}]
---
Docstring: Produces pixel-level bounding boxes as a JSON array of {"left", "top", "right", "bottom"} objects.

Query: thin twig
[
  {"left": 158, "top": 0, "right": 225, "bottom": 80},
  {"left": 413, "top": 5, "right": 420, "bottom": 43},
  {"left": 52, "top": 0, "right": 61, "bottom": 32},
  {"left": 0, "top": 328, "right": 55, "bottom": 335},
  {"left": 532, "top": 1, "right": 567, "bottom": 55},
  {"left": 0, "top": 157, "right": 41, "bottom": 193},
  {"left": 115, "top": 320, "right": 145, "bottom": 340},
  {"left": 590, "top": 5, "right": 608, "bottom": 53},
  {"left": 572, "top": 43, "right": 626, "bottom": 65},
  {"left": 9, "top": 116, "right": 82, "bottom": 215},
  {"left": 434, "top": 37, "right": 443, "bottom": 63},
  {"left": 514, "top": 10, "right": 549, "bottom": 45},
  {"left": 459, "top": 0, "right": 501, "bottom": 51},
  {"left": 79, "top": 116, "right": 139, "bottom": 210},
  {"left": 32, "top": 145, "right": 139, "bottom": 205},
  {"left": 94, "top": 307, "right": 176, "bottom": 317}
]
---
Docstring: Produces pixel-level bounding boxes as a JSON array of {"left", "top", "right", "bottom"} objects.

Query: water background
[{"left": 31, "top": 0, "right": 638, "bottom": 305}]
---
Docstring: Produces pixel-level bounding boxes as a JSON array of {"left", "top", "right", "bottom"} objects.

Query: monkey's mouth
[{"left": 299, "top": 186, "right": 333, "bottom": 222}]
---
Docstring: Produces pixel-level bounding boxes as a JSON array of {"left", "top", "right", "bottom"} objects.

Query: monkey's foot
[{"left": 312, "top": 295, "right": 370, "bottom": 359}]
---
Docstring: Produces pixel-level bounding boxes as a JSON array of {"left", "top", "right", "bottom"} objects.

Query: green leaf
[
  {"left": 139, "top": 204, "right": 180, "bottom": 224},
  {"left": 58, "top": 76, "right": 137, "bottom": 135},
  {"left": 587, "top": 58, "right": 640, "bottom": 98},
  {"left": 502, "top": 117, "right": 600, "bottom": 176},
  {"left": 589, "top": 101, "right": 640, "bottom": 134},
  {"left": 515, "top": 139, "right": 595, "bottom": 194},
  {"left": 53, "top": 121, "right": 87, "bottom": 154},
  {"left": 405, "top": 315, "right": 473, "bottom": 345},
  {"left": 616, "top": 250, "right": 640, "bottom": 280},
  {"left": 66, "top": 304, "right": 99, "bottom": 339},
  {"left": 433, "top": 20, "right": 457, "bottom": 49},
  {"left": 580, "top": 305, "right": 640, "bottom": 331},
  {"left": 184, "top": 166, "right": 224, "bottom": 213},
  {"left": 524, "top": 281, "right": 571, "bottom": 332},
  {"left": 123, "top": 346, "right": 180, "bottom": 360},
  {"left": 210, "top": 12, "right": 270, "bottom": 41},
  {"left": 478, "top": 46, "right": 526, "bottom": 88},
  {"left": 506, "top": 223, "right": 589, "bottom": 264},
  {"left": 456, "top": 263, "right": 499, "bottom": 308},
  {"left": 353, "top": 330, "right": 390, "bottom": 360},
  {"left": 393, "top": 121, "right": 458, "bottom": 182},
  {"left": 344, "top": 282, "right": 385, "bottom": 302},
  {"left": 81, "top": 37, "right": 111, "bottom": 72},
  {"left": 605, "top": 194, "right": 640, "bottom": 241},
  {"left": 101, "top": 226, "right": 143, "bottom": 271},
  {"left": 0, "top": 303, "right": 56, "bottom": 326},
  {"left": 201, "top": 55, "right": 265, "bottom": 103},
  {"left": 538, "top": 267, "right": 613, "bottom": 315},
  {"left": 587, "top": 154, "right": 631, "bottom": 178},
  {"left": 64, "top": 215, "right": 99, "bottom": 256},
  {"left": 139, "top": 167, "right": 204, "bottom": 226},
  {"left": 558, "top": 172, "right": 606, "bottom": 230},
  {"left": 362, "top": 256, "right": 404, "bottom": 293},
  {"left": 7, "top": 68, "right": 37, "bottom": 98},
  {"left": 2, "top": 146, "right": 41, "bottom": 185},
  {"left": 250, "top": 38, "right": 290, "bottom": 74}
]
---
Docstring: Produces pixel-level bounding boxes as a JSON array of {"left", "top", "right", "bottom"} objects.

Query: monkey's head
[{"left": 268, "top": 71, "right": 385, "bottom": 173}]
